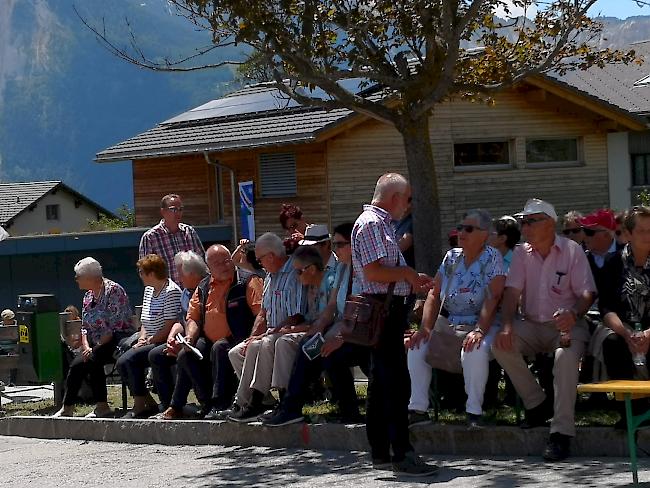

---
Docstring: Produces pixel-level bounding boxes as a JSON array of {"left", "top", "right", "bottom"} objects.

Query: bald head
[
  {"left": 372, "top": 173, "right": 408, "bottom": 204},
  {"left": 206, "top": 244, "right": 235, "bottom": 280}
]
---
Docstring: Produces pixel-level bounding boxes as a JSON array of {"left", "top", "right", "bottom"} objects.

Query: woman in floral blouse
[{"left": 53, "top": 257, "right": 133, "bottom": 418}]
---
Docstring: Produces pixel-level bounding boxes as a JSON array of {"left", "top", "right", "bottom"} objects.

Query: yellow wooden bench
[{"left": 578, "top": 380, "right": 650, "bottom": 486}]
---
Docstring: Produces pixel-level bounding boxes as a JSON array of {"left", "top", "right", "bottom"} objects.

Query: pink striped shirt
[
  {"left": 352, "top": 205, "right": 411, "bottom": 296},
  {"left": 506, "top": 236, "right": 596, "bottom": 322}
]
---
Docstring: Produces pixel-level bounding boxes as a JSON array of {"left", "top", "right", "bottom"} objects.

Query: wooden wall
[
  {"left": 132, "top": 154, "right": 218, "bottom": 227},
  {"left": 327, "top": 89, "right": 612, "bottom": 247}
]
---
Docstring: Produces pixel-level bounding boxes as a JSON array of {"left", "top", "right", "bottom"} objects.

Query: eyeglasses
[
  {"left": 165, "top": 206, "right": 184, "bottom": 213},
  {"left": 332, "top": 240, "right": 351, "bottom": 249},
  {"left": 211, "top": 258, "right": 233, "bottom": 267},
  {"left": 296, "top": 264, "right": 314, "bottom": 276},
  {"left": 520, "top": 216, "right": 547, "bottom": 226},
  {"left": 582, "top": 228, "right": 607, "bottom": 237},
  {"left": 562, "top": 228, "right": 583, "bottom": 236},
  {"left": 74, "top": 275, "right": 81, "bottom": 281},
  {"left": 456, "top": 224, "right": 484, "bottom": 233},
  {"left": 255, "top": 252, "right": 272, "bottom": 262}
]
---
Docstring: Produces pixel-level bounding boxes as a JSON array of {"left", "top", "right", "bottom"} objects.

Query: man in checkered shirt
[
  {"left": 139, "top": 194, "right": 205, "bottom": 285},
  {"left": 352, "top": 173, "right": 438, "bottom": 477}
]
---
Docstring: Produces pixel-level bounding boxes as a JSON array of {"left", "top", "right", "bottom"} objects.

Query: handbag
[
  {"left": 340, "top": 259, "right": 398, "bottom": 347},
  {"left": 425, "top": 253, "right": 490, "bottom": 374}
]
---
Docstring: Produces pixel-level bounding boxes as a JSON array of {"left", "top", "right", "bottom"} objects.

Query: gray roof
[
  {"left": 96, "top": 85, "right": 355, "bottom": 162},
  {"left": 556, "top": 41, "right": 650, "bottom": 116},
  {"left": 0, "top": 181, "right": 116, "bottom": 226}
]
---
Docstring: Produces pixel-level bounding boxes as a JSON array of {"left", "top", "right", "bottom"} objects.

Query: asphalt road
[{"left": 1, "top": 435, "right": 649, "bottom": 487}]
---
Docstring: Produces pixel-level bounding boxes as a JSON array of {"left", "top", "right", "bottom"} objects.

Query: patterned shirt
[
  {"left": 438, "top": 246, "right": 505, "bottom": 325},
  {"left": 352, "top": 204, "right": 410, "bottom": 296},
  {"left": 262, "top": 256, "right": 306, "bottom": 328},
  {"left": 82, "top": 278, "right": 133, "bottom": 346},
  {"left": 304, "top": 265, "right": 338, "bottom": 323},
  {"left": 506, "top": 236, "right": 596, "bottom": 323},
  {"left": 140, "top": 279, "right": 182, "bottom": 337},
  {"left": 333, "top": 263, "right": 361, "bottom": 318},
  {"left": 138, "top": 220, "right": 205, "bottom": 285}
]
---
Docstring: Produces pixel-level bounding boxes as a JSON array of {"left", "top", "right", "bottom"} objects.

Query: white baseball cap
[
  {"left": 299, "top": 224, "right": 331, "bottom": 245},
  {"left": 515, "top": 198, "right": 558, "bottom": 221},
  {"left": 1, "top": 309, "right": 15, "bottom": 321}
]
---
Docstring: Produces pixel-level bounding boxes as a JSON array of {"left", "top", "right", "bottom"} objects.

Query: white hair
[
  {"left": 174, "top": 251, "right": 208, "bottom": 277},
  {"left": 464, "top": 209, "right": 493, "bottom": 231},
  {"left": 371, "top": 173, "right": 408, "bottom": 203},
  {"left": 74, "top": 257, "right": 103, "bottom": 278},
  {"left": 255, "top": 232, "right": 286, "bottom": 257}
]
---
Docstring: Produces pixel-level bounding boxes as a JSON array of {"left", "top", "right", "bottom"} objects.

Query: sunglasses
[
  {"left": 332, "top": 241, "right": 350, "bottom": 249},
  {"left": 582, "top": 228, "right": 607, "bottom": 237},
  {"left": 296, "top": 264, "right": 314, "bottom": 276},
  {"left": 562, "top": 228, "right": 583, "bottom": 236},
  {"left": 456, "top": 224, "right": 484, "bottom": 233},
  {"left": 165, "top": 206, "right": 184, "bottom": 213},
  {"left": 520, "top": 216, "right": 547, "bottom": 226}
]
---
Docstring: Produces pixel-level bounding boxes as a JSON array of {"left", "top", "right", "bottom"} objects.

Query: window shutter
[{"left": 259, "top": 153, "right": 297, "bottom": 197}]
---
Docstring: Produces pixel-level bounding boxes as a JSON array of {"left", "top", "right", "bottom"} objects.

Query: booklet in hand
[
  {"left": 175, "top": 333, "right": 204, "bottom": 360},
  {"left": 302, "top": 332, "right": 325, "bottom": 361}
]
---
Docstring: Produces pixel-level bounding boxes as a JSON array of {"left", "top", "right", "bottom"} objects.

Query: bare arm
[
  {"left": 149, "top": 319, "right": 176, "bottom": 344},
  {"left": 398, "top": 233, "right": 413, "bottom": 253},
  {"left": 463, "top": 275, "right": 506, "bottom": 352}
]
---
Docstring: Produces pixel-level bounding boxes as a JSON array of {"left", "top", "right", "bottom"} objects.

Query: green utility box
[{"left": 16, "top": 294, "right": 63, "bottom": 383}]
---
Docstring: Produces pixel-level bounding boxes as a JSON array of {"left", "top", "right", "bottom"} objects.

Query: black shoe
[
  {"left": 466, "top": 413, "right": 484, "bottom": 430},
  {"left": 262, "top": 409, "right": 304, "bottom": 427},
  {"left": 542, "top": 433, "right": 571, "bottom": 462},
  {"left": 228, "top": 402, "right": 266, "bottom": 423},
  {"left": 372, "top": 458, "right": 392, "bottom": 471},
  {"left": 521, "top": 400, "right": 552, "bottom": 429},
  {"left": 392, "top": 452, "right": 439, "bottom": 477},
  {"left": 205, "top": 403, "right": 239, "bottom": 420},
  {"left": 408, "top": 410, "right": 432, "bottom": 428}
]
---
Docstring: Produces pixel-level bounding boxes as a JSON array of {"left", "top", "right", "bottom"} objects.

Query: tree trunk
[{"left": 399, "top": 115, "right": 442, "bottom": 276}]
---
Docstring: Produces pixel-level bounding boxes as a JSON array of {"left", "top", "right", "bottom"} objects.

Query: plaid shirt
[
  {"left": 139, "top": 220, "right": 205, "bottom": 285},
  {"left": 352, "top": 204, "right": 411, "bottom": 296},
  {"left": 262, "top": 256, "right": 306, "bottom": 328}
]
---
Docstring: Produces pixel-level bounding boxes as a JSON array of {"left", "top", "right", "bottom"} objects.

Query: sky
[{"left": 497, "top": 0, "right": 650, "bottom": 19}]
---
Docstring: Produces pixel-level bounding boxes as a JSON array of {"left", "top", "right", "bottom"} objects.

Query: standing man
[
  {"left": 352, "top": 173, "right": 437, "bottom": 476},
  {"left": 492, "top": 198, "right": 596, "bottom": 462},
  {"left": 139, "top": 194, "right": 205, "bottom": 285}
]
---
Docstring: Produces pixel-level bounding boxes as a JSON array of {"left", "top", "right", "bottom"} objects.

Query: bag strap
[{"left": 347, "top": 265, "right": 353, "bottom": 297}]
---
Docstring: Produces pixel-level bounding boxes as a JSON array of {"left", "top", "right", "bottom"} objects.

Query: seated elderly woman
[
  {"left": 600, "top": 206, "right": 650, "bottom": 425},
  {"left": 148, "top": 250, "right": 208, "bottom": 414},
  {"left": 405, "top": 209, "right": 506, "bottom": 429},
  {"left": 117, "top": 254, "right": 182, "bottom": 418},
  {"left": 53, "top": 257, "right": 133, "bottom": 418}
]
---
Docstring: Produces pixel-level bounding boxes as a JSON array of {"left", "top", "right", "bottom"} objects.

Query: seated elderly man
[
  {"left": 155, "top": 245, "right": 262, "bottom": 420},
  {"left": 148, "top": 250, "right": 209, "bottom": 415},
  {"left": 227, "top": 232, "right": 306, "bottom": 422},
  {"left": 578, "top": 209, "right": 622, "bottom": 291},
  {"left": 300, "top": 224, "right": 337, "bottom": 271},
  {"left": 492, "top": 198, "right": 596, "bottom": 462}
]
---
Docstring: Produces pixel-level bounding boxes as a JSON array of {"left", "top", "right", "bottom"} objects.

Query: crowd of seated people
[{"left": 53, "top": 184, "right": 650, "bottom": 472}]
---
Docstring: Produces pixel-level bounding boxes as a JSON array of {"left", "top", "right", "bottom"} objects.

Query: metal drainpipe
[{"left": 203, "top": 151, "right": 238, "bottom": 246}]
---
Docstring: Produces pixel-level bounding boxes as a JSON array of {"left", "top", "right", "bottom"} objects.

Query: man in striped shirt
[
  {"left": 352, "top": 173, "right": 438, "bottom": 477},
  {"left": 228, "top": 232, "right": 306, "bottom": 422},
  {"left": 139, "top": 194, "right": 205, "bottom": 285}
]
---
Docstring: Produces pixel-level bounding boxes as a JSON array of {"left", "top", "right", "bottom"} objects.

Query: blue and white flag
[{"left": 239, "top": 180, "right": 255, "bottom": 240}]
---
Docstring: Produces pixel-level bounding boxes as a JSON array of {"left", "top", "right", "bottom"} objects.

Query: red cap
[
  {"left": 448, "top": 229, "right": 459, "bottom": 238},
  {"left": 577, "top": 209, "right": 616, "bottom": 231}
]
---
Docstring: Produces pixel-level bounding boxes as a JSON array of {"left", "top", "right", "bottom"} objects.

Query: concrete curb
[{"left": 0, "top": 416, "right": 644, "bottom": 456}]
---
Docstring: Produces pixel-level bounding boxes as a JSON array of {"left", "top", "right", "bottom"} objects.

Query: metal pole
[{"left": 203, "top": 152, "right": 238, "bottom": 247}]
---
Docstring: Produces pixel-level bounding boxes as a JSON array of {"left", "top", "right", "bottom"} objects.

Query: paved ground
[
  {"left": 0, "top": 384, "right": 53, "bottom": 405},
  {"left": 1, "top": 436, "right": 650, "bottom": 487}
]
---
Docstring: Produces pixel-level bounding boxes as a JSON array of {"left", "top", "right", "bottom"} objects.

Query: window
[
  {"left": 453, "top": 141, "right": 510, "bottom": 168},
  {"left": 259, "top": 153, "right": 297, "bottom": 197},
  {"left": 632, "top": 154, "right": 650, "bottom": 187},
  {"left": 526, "top": 138, "right": 579, "bottom": 165},
  {"left": 46, "top": 204, "right": 60, "bottom": 221}
]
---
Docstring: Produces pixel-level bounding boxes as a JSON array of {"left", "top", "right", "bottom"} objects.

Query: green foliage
[
  {"left": 86, "top": 204, "right": 136, "bottom": 231},
  {"left": 637, "top": 189, "right": 650, "bottom": 207}
]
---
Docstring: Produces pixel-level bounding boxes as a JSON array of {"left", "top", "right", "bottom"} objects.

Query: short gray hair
[
  {"left": 256, "top": 232, "right": 286, "bottom": 257},
  {"left": 371, "top": 173, "right": 408, "bottom": 203},
  {"left": 174, "top": 251, "right": 208, "bottom": 278},
  {"left": 463, "top": 209, "right": 492, "bottom": 232},
  {"left": 74, "top": 257, "right": 103, "bottom": 278}
]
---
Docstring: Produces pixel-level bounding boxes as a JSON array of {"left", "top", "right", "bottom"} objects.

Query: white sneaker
[{"left": 85, "top": 408, "right": 113, "bottom": 419}]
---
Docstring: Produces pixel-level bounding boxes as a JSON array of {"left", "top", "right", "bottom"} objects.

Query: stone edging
[{"left": 0, "top": 416, "right": 645, "bottom": 457}]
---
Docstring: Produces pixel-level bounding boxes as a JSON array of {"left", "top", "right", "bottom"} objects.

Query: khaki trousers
[
  {"left": 271, "top": 332, "right": 306, "bottom": 390},
  {"left": 491, "top": 318, "right": 590, "bottom": 437},
  {"left": 229, "top": 333, "right": 282, "bottom": 406}
]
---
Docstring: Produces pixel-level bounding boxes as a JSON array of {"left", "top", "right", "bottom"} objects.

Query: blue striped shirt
[{"left": 262, "top": 256, "right": 306, "bottom": 328}]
